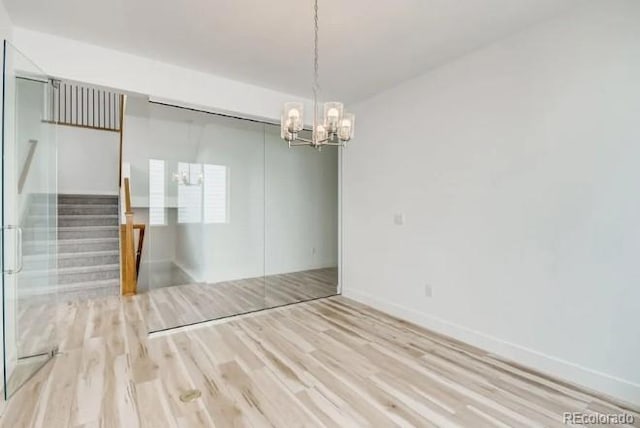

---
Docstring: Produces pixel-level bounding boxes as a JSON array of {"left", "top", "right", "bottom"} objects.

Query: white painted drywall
[
  {"left": 1, "top": 0, "right": 585, "bottom": 103},
  {"left": 0, "top": 1, "right": 10, "bottom": 41},
  {"left": 12, "top": 28, "right": 313, "bottom": 123},
  {"left": 56, "top": 126, "right": 119, "bottom": 195},
  {"left": 343, "top": 0, "right": 640, "bottom": 405}
]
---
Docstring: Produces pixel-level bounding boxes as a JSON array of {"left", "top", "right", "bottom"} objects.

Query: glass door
[{"left": 2, "top": 41, "right": 59, "bottom": 399}]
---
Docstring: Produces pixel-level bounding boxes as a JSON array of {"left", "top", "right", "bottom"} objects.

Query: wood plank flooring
[
  {"left": 1, "top": 295, "right": 638, "bottom": 427},
  {"left": 14, "top": 268, "right": 338, "bottom": 355},
  {"left": 140, "top": 267, "right": 338, "bottom": 332}
]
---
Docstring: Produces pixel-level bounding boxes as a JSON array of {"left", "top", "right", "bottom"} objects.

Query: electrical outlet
[
  {"left": 312, "top": 247, "right": 317, "bottom": 256},
  {"left": 394, "top": 213, "right": 405, "bottom": 226},
  {"left": 424, "top": 283, "right": 433, "bottom": 298}
]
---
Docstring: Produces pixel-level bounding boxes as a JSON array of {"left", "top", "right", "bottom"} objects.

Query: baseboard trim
[{"left": 343, "top": 287, "right": 640, "bottom": 407}]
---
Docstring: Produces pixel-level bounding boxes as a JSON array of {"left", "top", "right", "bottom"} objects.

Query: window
[
  {"left": 177, "top": 162, "right": 203, "bottom": 224},
  {"left": 149, "top": 159, "right": 166, "bottom": 225},
  {"left": 203, "top": 164, "right": 228, "bottom": 224}
]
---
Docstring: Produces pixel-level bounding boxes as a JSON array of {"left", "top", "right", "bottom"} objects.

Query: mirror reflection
[{"left": 123, "top": 100, "right": 339, "bottom": 332}]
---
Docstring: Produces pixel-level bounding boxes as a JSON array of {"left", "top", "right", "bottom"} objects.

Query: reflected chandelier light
[
  {"left": 281, "top": 0, "right": 355, "bottom": 149},
  {"left": 172, "top": 169, "right": 203, "bottom": 187},
  {"left": 172, "top": 163, "right": 203, "bottom": 187}
]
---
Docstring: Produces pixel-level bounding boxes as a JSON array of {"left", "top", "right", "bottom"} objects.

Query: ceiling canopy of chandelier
[{"left": 281, "top": 0, "right": 355, "bottom": 149}]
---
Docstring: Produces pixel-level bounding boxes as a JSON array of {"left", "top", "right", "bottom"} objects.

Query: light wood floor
[
  {"left": 140, "top": 267, "right": 338, "bottom": 332},
  {"left": 1, "top": 295, "right": 638, "bottom": 427},
  {"left": 14, "top": 267, "right": 338, "bottom": 355}
]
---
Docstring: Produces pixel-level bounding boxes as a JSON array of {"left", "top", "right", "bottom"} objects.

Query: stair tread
[
  {"left": 24, "top": 250, "right": 120, "bottom": 260},
  {"left": 57, "top": 197, "right": 118, "bottom": 205},
  {"left": 22, "top": 263, "right": 120, "bottom": 276},
  {"left": 58, "top": 194, "right": 118, "bottom": 197},
  {"left": 58, "top": 204, "right": 117, "bottom": 210},
  {"left": 27, "top": 214, "right": 119, "bottom": 219},
  {"left": 57, "top": 206, "right": 119, "bottom": 210},
  {"left": 35, "top": 203, "right": 118, "bottom": 207},
  {"left": 25, "top": 225, "right": 119, "bottom": 231},
  {"left": 20, "top": 279, "right": 120, "bottom": 294},
  {"left": 26, "top": 237, "right": 119, "bottom": 244},
  {"left": 57, "top": 203, "right": 119, "bottom": 206},
  {"left": 57, "top": 213, "right": 119, "bottom": 217}
]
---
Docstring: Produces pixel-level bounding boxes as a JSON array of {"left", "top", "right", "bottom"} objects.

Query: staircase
[{"left": 22, "top": 194, "right": 121, "bottom": 302}]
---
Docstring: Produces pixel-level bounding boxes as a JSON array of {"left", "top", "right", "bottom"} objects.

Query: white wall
[
  {"left": 57, "top": 126, "right": 119, "bottom": 195},
  {"left": 12, "top": 28, "right": 312, "bottom": 124},
  {"left": 344, "top": 0, "right": 640, "bottom": 405},
  {"left": 0, "top": 1, "right": 10, "bottom": 42}
]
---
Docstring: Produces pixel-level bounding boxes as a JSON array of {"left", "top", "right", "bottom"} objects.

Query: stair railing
[
  {"left": 118, "top": 94, "right": 126, "bottom": 187},
  {"left": 133, "top": 224, "right": 146, "bottom": 276},
  {"left": 17, "top": 139, "right": 38, "bottom": 194},
  {"left": 48, "top": 80, "right": 123, "bottom": 132},
  {"left": 121, "top": 177, "right": 137, "bottom": 295},
  {"left": 120, "top": 177, "right": 146, "bottom": 296}
]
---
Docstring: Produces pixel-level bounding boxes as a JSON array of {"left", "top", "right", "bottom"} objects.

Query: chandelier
[
  {"left": 172, "top": 164, "right": 203, "bottom": 187},
  {"left": 281, "top": 0, "right": 355, "bottom": 149}
]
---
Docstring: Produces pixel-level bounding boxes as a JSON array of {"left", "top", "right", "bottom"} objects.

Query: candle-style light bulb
[
  {"left": 338, "top": 113, "right": 355, "bottom": 141},
  {"left": 282, "top": 102, "right": 304, "bottom": 135},
  {"left": 288, "top": 108, "right": 300, "bottom": 120},
  {"left": 288, "top": 108, "right": 300, "bottom": 132},
  {"left": 323, "top": 102, "right": 344, "bottom": 133},
  {"left": 315, "top": 124, "right": 327, "bottom": 145}
]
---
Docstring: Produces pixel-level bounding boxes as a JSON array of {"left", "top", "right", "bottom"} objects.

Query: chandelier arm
[
  {"left": 293, "top": 136, "right": 314, "bottom": 143},
  {"left": 293, "top": 135, "right": 332, "bottom": 145}
]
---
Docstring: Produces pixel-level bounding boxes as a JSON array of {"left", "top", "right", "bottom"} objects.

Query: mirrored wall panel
[
  {"left": 123, "top": 100, "right": 339, "bottom": 333},
  {"left": 264, "top": 125, "right": 339, "bottom": 309}
]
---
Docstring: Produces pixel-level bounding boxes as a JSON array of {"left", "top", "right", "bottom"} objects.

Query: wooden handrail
[
  {"left": 118, "top": 94, "right": 126, "bottom": 187},
  {"left": 124, "top": 177, "right": 132, "bottom": 214},
  {"left": 133, "top": 224, "right": 146, "bottom": 278},
  {"left": 42, "top": 120, "right": 120, "bottom": 133},
  {"left": 121, "top": 177, "right": 137, "bottom": 296},
  {"left": 17, "top": 139, "right": 38, "bottom": 194}
]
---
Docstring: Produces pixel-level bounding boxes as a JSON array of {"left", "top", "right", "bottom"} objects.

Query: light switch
[{"left": 394, "top": 213, "right": 405, "bottom": 226}]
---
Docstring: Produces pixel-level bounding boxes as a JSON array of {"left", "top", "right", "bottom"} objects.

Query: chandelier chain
[
  {"left": 313, "top": 0, "right": 320, "bottom": 139},
  {"left": 281, "top": 0, "right": 354, "bottom": 148}
]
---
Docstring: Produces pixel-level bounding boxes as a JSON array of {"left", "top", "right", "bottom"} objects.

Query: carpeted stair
[{"left": 21, "top": 194, "right": 121, "bottom": 302}]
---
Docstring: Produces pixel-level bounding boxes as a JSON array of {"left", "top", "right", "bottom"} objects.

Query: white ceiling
[{"left": 4, "top": 0, "right": 583, "bottom": 103}]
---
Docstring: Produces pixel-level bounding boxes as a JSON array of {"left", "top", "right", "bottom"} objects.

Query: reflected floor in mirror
[{"left": 140, "top": 267, "right": 339, "bottom": 332}]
